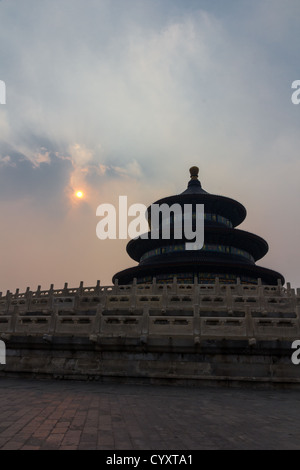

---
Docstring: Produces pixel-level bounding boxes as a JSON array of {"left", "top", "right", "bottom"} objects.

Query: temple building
[
  {"left": 2, "top": 165, "right": 299, "bottom": 388},
  {"left": 113, "top": 166, "right": 284, "bottom": 286}
]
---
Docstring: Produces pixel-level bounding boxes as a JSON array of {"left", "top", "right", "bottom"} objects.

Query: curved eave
[
  {"left": 126, "top": 227, "right": 269, "bottom": 262},
  {"left": 148, "top": 193, "right": 247, "bottom": 227},
  {"left": 113, "top": 261, "right": 285, "bottom": 286}
]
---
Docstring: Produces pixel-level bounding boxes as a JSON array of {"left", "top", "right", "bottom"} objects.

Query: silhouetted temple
[
  {"left": 113, "top": 167, "right": 284, "bottom": 286},
  {"left": 1, "top": 168, "right": 299, "bottom": 387}
]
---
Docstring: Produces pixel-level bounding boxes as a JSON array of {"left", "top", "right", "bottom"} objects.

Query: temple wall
[{"left": 0, "top": 279, "right": 300, "bottom": 387}]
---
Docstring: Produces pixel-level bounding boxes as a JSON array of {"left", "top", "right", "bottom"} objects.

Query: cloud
[
  {"left": 0, "top": 0, "right": 299, "bottom": 290},
  {"left": 0, "top": 143, "right": 73, "bottom": 214}
]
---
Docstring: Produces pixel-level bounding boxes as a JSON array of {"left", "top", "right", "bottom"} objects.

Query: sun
[{"left": 75, "top": 190, "right": 84, "bottom": 199}]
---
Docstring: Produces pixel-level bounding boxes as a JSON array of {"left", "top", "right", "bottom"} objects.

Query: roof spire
[
  {"left": 189, "top": 166, "right": 199, "bottom": 180},
  {"left": 180, "top": 165, "right": 207, "bottom": 194}
]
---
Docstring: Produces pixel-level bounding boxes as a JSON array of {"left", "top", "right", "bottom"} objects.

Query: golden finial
[{"left": 189, "top": 166, "right": 199, "bottom": 180}]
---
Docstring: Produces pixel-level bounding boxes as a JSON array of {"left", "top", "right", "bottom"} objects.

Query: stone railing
[{"left": 0, "top": 278, "right": 299, "bottom": 343}]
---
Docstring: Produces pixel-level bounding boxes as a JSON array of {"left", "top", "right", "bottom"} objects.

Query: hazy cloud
[
  {"left": 0, "top": 143, "right": 73, "bottom": 212},
  {"left": 0, "top": 0, "right": 299, "bottom": 290}
]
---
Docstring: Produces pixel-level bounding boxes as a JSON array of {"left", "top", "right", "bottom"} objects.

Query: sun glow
[{"left": 75, "top": 191, "right": 84, "bottom": 198}]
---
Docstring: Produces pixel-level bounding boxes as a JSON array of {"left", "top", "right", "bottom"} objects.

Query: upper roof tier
[{"left": 147, "top": 166, "right": 247, "bottom": 228}]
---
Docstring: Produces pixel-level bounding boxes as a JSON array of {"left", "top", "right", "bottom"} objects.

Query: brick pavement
[{"left": 0, "top": 377, "right": 300, "bottom": 450}]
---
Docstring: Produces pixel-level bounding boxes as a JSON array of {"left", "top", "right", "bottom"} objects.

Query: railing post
[
  {"left": 226, "top": 285, "right": 233, "bottom": 316},
  {"left": 193, "top": 299, "right": 200, "bottom": 345},
  {"left": 245, "top": 306, "right": 255, "bottom": 343},
  {"left": 8, "top": 306, "right": 18, "bottom": 334},
  {"left": 140, "top": 306, "right": 149, "bottom": 345}
]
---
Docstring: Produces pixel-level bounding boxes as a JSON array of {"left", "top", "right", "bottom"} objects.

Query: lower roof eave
[{"left": 112, "top": 260, "right": 285, "bottom": 286}]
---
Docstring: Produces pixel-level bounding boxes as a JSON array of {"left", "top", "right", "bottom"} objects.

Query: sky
[{"left": 0, "top": 0, "right": 299, "bottom": 293}]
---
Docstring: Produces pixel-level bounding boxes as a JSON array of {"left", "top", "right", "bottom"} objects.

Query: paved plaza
[{"left": 0, "top": 377, "right": 299, "bottom": 450}]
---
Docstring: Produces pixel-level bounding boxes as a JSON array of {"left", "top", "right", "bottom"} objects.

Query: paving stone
[{"left": 0, "top": 377, "right": 300, "bottom": 449}]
